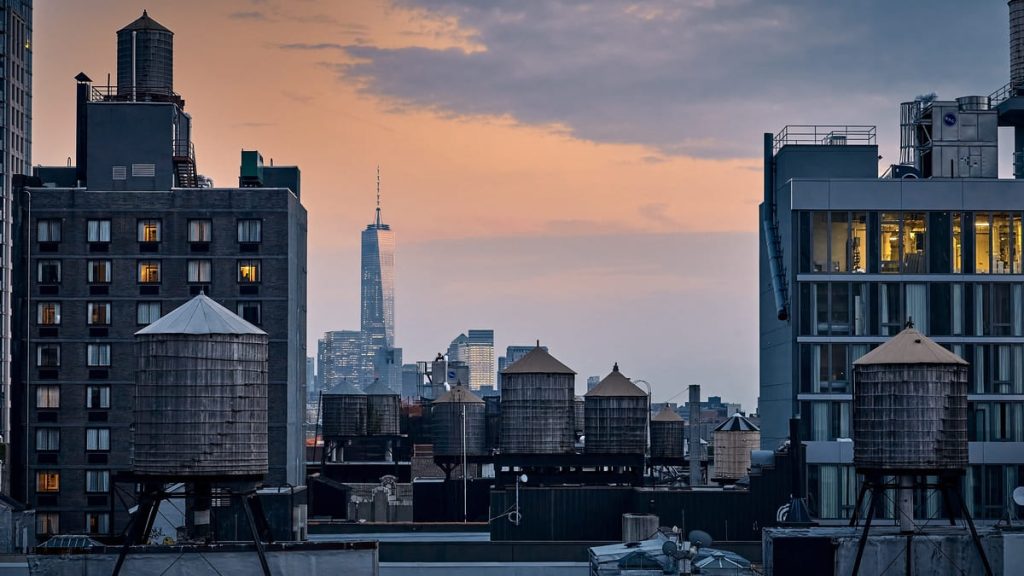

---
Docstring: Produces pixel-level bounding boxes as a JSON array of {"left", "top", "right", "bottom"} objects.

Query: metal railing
[
  {"left": 990, "top": 82, "right": 1014, "bottom": 107},
  {"left": 773, "top": 125, "right": 876, "bottom": 153},
  {"left": 88, "top": 83, "right": 183, "bottom": 106}
]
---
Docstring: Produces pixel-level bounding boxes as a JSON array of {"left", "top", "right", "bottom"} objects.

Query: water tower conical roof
[
  {"left": 853, "top": 326, "right": 967, "bottom": 366},
  {"left": 135, "top": 293, "right": 265, "bottom": 336}
]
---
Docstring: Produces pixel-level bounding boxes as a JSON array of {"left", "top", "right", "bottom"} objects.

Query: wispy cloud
[
  {"left": 280, "top": 42, "right": 348, "bottom": 51},
  {"left": 228, "top": 10, "right": 267, "bottom": 20}
]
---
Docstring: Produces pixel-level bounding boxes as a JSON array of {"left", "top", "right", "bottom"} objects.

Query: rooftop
[
  {"left": 773, "top": 125, "right": 876, "bottom": 154},
  {"left": 501, "top": 345, "right": 575, "bottom": 375},
  {"left": 135, "top": 293, "right": 265, "bottom": 336}
]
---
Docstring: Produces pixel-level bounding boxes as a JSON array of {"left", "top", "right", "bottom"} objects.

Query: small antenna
[{"left": 375, "top": 165, "right": 382, "bottom": 226}]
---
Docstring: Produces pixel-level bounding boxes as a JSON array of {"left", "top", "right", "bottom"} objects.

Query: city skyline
[{"left": 31, "top": 1, "right": 1013, "bottom": 408}]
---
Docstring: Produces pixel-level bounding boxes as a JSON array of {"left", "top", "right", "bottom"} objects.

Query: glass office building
[{"left": 760, "top": 116, "right": 1024, "bottom": 521}]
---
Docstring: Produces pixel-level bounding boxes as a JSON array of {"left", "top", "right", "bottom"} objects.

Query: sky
[{"left": 34, "top": 0, "right": 1010, "bottom": 409}]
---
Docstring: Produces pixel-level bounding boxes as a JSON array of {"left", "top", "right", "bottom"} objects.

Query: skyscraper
[
  {"left": 318, "top": 330, "right": 369, "bottom": 390},
  {"left": 0, "top": 0, "right": 32, "bottom": 493},
  {"left": 448, "top": 330, "right": 495, "bottom": 390},
  {"left": 361, "top": 169, "right": 396, "bottom": 387}
]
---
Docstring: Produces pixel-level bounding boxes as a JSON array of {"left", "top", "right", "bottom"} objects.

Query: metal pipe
[
  {"left": 132, "top": 31, "right": 137, "bottom": 102},
  {"left": 762, "top": 133, "right": 789, "bottom": 320},
  {"left": 462, "top": 404, "right": 467, "bottom": 523}
]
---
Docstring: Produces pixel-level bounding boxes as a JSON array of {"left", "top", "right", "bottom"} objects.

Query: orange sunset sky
[{"left": 33, "top": 1, "right": 1009, "bottom": 408}]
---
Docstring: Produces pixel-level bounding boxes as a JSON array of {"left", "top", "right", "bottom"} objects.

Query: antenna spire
[{"left": 375, "top": 165, "right": 382, "bottom": 226}]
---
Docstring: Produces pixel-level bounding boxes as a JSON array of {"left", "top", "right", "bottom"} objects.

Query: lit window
[
  {"left": 138, "top": 261, "right": 161, "bottom": 283},
  {"left": 36, "top": 385, "right": 59, "bottom": 408},
  {"left": 238, "top": 219, "right": 262, "bottom": 243},
  {"left": 36, "top": 471, "right": 60, "bottom": 493},
  {"left": 87, "top": 303, "right": 111, "bottom": 326},
  {"left": 37, "top": 260, "right": 61, "bottom": 284},
  {"left": 188, "top": 260, "right": 211, "bottom": 283},
  {"left": 238, "top": 260, "right": 260, "bottom": 283},
  {"left": 36, "top": 512, "right": 59, "bottom": 535},
  {"left": 237, "top": 302, "right": 261, "bottom": 325},
  {"left": 85, "top": 471, "right": 110, "bottom": 493},
  {"left": 189, "top": 219, "right": 212, "bottom": 242},
  {"left": 137, "top": 220, "right": 161, "bottom": 242},
  {"left": 87, "top": 344, "right": 111, "bottom": 367},
  {"left": 87, "top": 386, "right": 111, "bottom": 409},
  {"left": 37, "top": 302, "right": 60, "bottom": 325},
  {"left": 35, "top": 428, "right": 59, "bottom": 451},
  {"left": 137, "top": 302, "right": 161, "bottom": 325},
  {"left": 87, "top": 260, "right": 111, "bottom": 283},
  {"left": 37, "top": 219, "right": 61, "bottom": 242},
  {"left": 85, "top": 512, "right": 110, "bottom": 534},
  {"left": 86, "top": 428, "right": 110, "bottom": 451},
  {"left": 36, "top": 344, "right": 60, "bottom": 367},
  {"left": 87, "top": 219, "right": 111, "bottom": 243}
]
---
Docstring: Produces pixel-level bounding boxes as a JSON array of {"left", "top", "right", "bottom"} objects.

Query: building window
[
  {"left": 37, "top": 219, "right": 61, "bottom": 243},
  {"left": 87, "top": 219, "right": 111, "bottom": 243},
  {"left": 137, "top": 302, "right": 161, "bottom": 325},
  {"left": 189, "top": 219, "right": 212, "bottom": 243},
  {"left": 238, "top": 219, "right": 262, "bottom": 243},
  {"left": 87, "top": 386, "right": 111, "bottom": 409},
  {"left": 137, "top": 220, "right": 161, "bottom": 242},
  {"left": 880, "top": 212, "right": 900, "bottom": 273},
  {"left": 902, "top": 213, "right": 927, "bottom": 273},
  {"left": 87, "top": 303, "right": 111, "bottom": 326},
  {"left": 953, "top": 213, "right": 964, "bottom": 273},
  {"left": 85, "top": 512, "right": 110, "bottom": 534},
  {"left": 138, "top": 261, "right": 161, "bottom": 283},
  {"left": 85, "top": 471, "right": 110, "bottom": 493},
  {"left": 37, "top": 260, "right": 61, "bottom": 284},
  {"left": 238, "top": 260, "right": 260, "bottom": 283},
  {"left": 237, "top": 302, "right": 261, "bottom": 325},
  {"left": 36, "top": 344, "right": 60, "bottom": 367},
  {"left": 86, "top": 428, "right": 110, "bottom": 451},
  {"left": 188, "top": 260, "right": 212, "bottom": 283},
  {"left": 132, "top": 163, "right": 156, "bottom": 177},
  {"left": 37, "top": 302, "right": 60, "bottom": 325},
  {"left": 36, "top": 513, "right": 59, "bottom": 536},
  {"left": 36, "top": 385, "right": 59, "bottom": 408},
  {"left": 87, "top": 260, "right": 111, "bottom": 283},
  {"left": 36, "top": 471, "right": 60, "bottom": 493},
  {"left": 35, "top": 428, "right": 59, "bottom": 451},
  {"left": 87, "top": 344, "right": 111, "bottom": 367}
]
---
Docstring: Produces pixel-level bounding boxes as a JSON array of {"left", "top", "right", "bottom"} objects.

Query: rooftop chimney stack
[{"left": 1011, "top": 0, "right": 1024, "bottom": 90}]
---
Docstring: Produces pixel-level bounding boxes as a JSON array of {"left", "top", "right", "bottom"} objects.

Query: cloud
[
  {"left": 228, "top": 10, "right": 267, "bottom": 20},
  {"left": 318, "top": 0, "right": 1006, "bottom": 159},
  {"left": 280, "top": 42, "right": 348, "bottom": 51}
]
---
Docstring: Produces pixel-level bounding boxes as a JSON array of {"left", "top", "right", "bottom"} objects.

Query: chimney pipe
[
  {"left": 75, "top": 73, "right": 92, "bottom": 186},
  {"left": 688, "top": 385, "right": 701, "bottom": 486},
  {"left": 1011, "top": 0, "right": 1024, "bottom": 90}
]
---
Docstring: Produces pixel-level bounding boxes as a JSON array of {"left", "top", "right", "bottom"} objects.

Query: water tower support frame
[{"left": 848, "top": 473, "right": 992, "bottom": 576}]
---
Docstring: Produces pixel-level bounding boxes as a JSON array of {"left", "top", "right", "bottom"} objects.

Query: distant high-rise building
[
  {"left": 448, "top": 330, "right": 495, "bottom": 390},
  {"left": 0, "top": 0, "right": 32, "bottom": 493},
  {"left": 401, "top": 363, "right": 420, "bottom": 399},
  {"left": 587, "top": 376, "right": 601, "bottom": 392},
  {"left": 318, "top": 330, "right": 369, "bottom": 390},
  {"left": 359, "top": 169, "right": 400, "bottom": 392}
]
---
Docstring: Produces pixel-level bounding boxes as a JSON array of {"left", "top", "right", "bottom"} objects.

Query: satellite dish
[
  {"left": 662, "top": 540, "right": 679, "bottom": 557},
  {"left": 1013, "top": 486, "right": 1024, "bottom": 507},
  {"left": 688, "top": 530, "right": 712, "bottom": 548}
]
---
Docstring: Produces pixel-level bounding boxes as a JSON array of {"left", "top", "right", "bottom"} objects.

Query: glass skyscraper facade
[
  {"left": 448, "top": 330, "right": 495, "bottom": 390},
  {"left": 361, "top": 200, "right": 396, "bottom": 390}
]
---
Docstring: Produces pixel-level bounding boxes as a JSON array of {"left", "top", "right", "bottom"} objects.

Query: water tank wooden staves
[
  {"left": 711, "top": 414, "right": 760, "bottom": 483},
  {"left": 364, "top": 378, "right": 400, "bottom": 436},
  {"left": 584, "top": 364, "right": 648, "bottom": 455},
  {"left": 133, "top": 294, "right": 268, "bottom": 478},
  {"left": 431, "top": 383, "right": 487, "bottom": 456},
  {"left": 322, "top": 380, "right": 367, "bottom": 438},
  {"left": 500, "top": 345, "right": 576, "bottom": 454},
  {"left": 852, "top": 325, "right": 968, "bottom": 473},
  {"left": 650, "top": 406, "right": 684, "bottom": 458}
]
